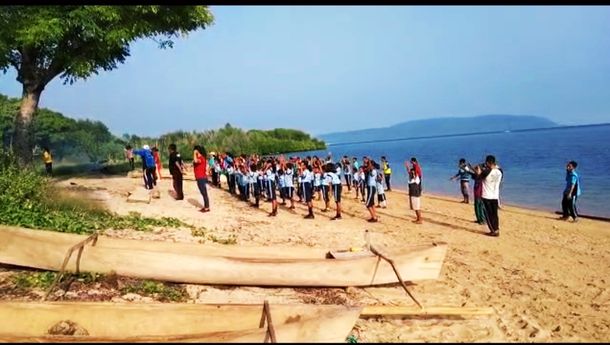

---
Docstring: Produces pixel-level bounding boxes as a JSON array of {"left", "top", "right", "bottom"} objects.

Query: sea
[{"left": 294, "top": 124, "right": 610, "bottom": 218}]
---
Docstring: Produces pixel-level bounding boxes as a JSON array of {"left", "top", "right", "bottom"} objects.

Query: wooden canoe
[
  {"left": 0, "top": 226, "right": 447, "bottom": 287},
  {"left": 0, "top": 301, "right": 362, "bottom": 343}
]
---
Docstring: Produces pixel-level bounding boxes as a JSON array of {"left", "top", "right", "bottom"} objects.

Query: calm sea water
[{"left": 295, "top": 125, "right": 610, "bottom": 218}]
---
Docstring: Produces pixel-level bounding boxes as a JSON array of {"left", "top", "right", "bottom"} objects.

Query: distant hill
[{"left": 318, "top": 114, "right": 559, "bottom": 144}]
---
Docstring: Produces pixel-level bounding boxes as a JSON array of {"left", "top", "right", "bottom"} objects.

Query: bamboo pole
[
  {"left": 368, "top": 243, "right": 423, "bottom": 309},
  {"left": 42, "top": 232, "right": 99, "bottom": 301}
]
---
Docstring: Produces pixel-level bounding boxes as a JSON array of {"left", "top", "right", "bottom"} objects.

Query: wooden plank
[{"left": 361, "top": 306, "right": 495, "bottom": 317}]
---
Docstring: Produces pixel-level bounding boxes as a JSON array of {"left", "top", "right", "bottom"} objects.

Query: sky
[{"left": 1, "top": 6, "right": 610, "bottom": 137}]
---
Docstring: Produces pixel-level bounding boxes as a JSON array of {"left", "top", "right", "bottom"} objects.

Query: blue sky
[{"left": 1, "top": 6, "right": 609, "bottom": 137}]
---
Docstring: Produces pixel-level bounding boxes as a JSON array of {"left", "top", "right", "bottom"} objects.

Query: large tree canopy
[{"left": 0, "top": 6, "right": 214, "bottom": 165}]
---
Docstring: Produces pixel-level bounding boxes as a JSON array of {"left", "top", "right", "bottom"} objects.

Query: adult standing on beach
[
  {"left": 381, "top": 156, "right": 392, "bottom": 191},
  {"left": 468, "top": 164, "right": 487, "bottom": 225},
  {"left": 42, "top": 147, "right": 53, "bottom": 176},
  {"left": 133, "top": 145, "right": 156, "bottom": 190},
  {"left": 406, "top": 162, "right": 423, "bottom": 224},
  {"left": 168, "top": 144, "right": 184, "bottom": 200},
  {"left": 411, "top": 157, "right": 423, "bottom": 192},
  {"left": 152, "top": 146, "right": 162, "bottom": 181},
  {"left": 560, "top": 160, "right": 581, "bottom": 222},
  {"left": 124, "top": 145, "right": 134, "bottom": 170},
  {"left": 480, "top": 155, "right": 503, "bottom": 236},
  {"left": 450, "top": 158, "right": 472, "bottom": 204},
  {"left": 193, "top": 145, "right": 210, "bottom": 213}
]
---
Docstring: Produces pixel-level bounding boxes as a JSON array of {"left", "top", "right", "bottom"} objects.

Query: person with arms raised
[{"left": 193, "top": 145, "right": 210, "bottom": 213}]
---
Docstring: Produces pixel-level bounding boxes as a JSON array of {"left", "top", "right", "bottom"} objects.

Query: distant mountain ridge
[{"left": 318, "top": 114, "right": 558, "bottom": 144}]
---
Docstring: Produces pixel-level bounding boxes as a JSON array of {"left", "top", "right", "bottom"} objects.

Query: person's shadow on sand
[{"left": 187, "top": 198, "right": 204, "bottom": 209}]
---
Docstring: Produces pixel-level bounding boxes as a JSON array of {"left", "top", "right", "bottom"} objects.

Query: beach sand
[{"left": 40, "top": 171, "right": 610, "bottom": 342}]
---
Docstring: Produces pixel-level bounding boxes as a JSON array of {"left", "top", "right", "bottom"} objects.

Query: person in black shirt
[{"left": 168, "top": 143, "right": 185, "bottom": 200}]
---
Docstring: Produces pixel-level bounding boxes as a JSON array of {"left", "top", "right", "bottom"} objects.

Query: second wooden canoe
[
  {"left": 0, "top": 301, "right": 362, "bottom": 343},
  {"left": 0, "top": 226, "right": 447, "bottom": 287}
]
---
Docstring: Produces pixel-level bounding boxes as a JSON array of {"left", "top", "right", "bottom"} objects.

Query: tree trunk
[{"left": 13, "top": 87, "right": 42, "bottom": 167}]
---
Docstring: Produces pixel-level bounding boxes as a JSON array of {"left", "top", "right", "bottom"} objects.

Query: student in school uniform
[
  {"left": 320, "top": 165, "right": 331, "bottom": 212},
  {"left": 301, "top": 162, "right": 315, "bottom": 219},
  {"left": 283, "top": 161, "right": 296, "bottom": 209},
  {"left": 341, "top": 156, "right": 352, "bottom": 192},
  {"left": 375, "top": 162, "right": 387, "bottom": 208},
  {"left": 356, "top": 166, "right": 366, "bottom": 202},
  {"left": 265, "top": 159, "right": 279, "bottom": 216},
  {"left": 365, "top": 160, "right": 379, "bottom": 222},
  {"left": 313, "top": 166, "right": 322, "bottom": 201},
  {"left": 328, "top": 163, "right": 343, "bottom": 220}
]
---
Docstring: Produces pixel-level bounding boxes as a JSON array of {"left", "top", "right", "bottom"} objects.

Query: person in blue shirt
[
  {"left": 560, "top": 160, "right": 582, "bottom": 222},
  {"left": 450, "top": 158, "right": 472, "bottom": 204},
  {"left": 132, "top": 145, "right": 156, "bottom": 190}
]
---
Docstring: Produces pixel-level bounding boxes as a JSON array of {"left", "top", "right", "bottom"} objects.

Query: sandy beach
[{"left": 7, "top": 170, "right": 609, "bottom": 342}]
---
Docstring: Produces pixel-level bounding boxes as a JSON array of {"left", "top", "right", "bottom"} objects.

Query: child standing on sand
[
  {"left": 365, "top": 160, "right": 379, "bottom": 222},
  {"left": 450, "top": 158, "right": 471, "bottom": 204},
  {"left": 320, "top": 165, "right": 331, "bottom": 212},
  {"left": 313, "top": 166, "right": 322, "bottom": 201},
  {"left": 375, "top": 162, "right": 387, "bottom": 208},
  {"left": 329, "top": 163, "right": 343, "bottom": 220},
  {"left": 301, "top": 162, "right": 315, "bottom": 219}
]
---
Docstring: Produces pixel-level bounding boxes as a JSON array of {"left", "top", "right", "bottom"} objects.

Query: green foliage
[
  {"left": 121, "top": 280, "right": 187, "bottom": 302},
  {"left": 11, "top": 271, "right": 57, "bottom": 290},
  {"left": 0, "top": 6, "right": 214, "bottom": 85},
  {"left": 1, "top": 93, "right": 125, "bottom": 162},
  {"left": 125, "top": 123, "right": 326, "bottom": 162},
  {"left": 346, "top": 334, "right": 359, "bottom": 343},
  {"left": 0, "top": 148, "right": 201, "bottom": 235}
]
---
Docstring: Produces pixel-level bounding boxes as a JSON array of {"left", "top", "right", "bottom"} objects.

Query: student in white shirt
[
  {"left": 328, "top": 163, "right": 343, "bottom": 220},
  {"left": 479, "top": 155, "right": 503, "bottom": 237},
  {"left": 365, "top": 160, "right": 379, "bottom": 222},
  {"left": 301, "top": 162, "right": 315, "bottom": 219}
]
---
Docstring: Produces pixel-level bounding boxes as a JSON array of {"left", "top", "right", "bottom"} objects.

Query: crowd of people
[{"left": 124, "top": 143, "right": 582, "bottom": 238}]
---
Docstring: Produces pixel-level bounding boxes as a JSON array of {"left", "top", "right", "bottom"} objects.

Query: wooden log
[{"left": 361, "top": 306, "right": 495, "bottom": 317}]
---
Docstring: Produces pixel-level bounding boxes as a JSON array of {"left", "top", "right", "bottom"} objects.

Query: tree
[{"left": 0, "top": 6, "right": 214, "bottom": 165}]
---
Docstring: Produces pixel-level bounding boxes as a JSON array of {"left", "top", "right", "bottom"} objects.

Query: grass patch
[
  {"left": 11, "top": 271, "right": 57, "bottom": 291},
  {"left": 191, "top": 228, "right": 237, "bottom": 245},
  {"left": 121, "top": 280, "right": 187, "bottom": 302},
  {"left": 0, "top": 150, "right": 223, "bottom": 246}
]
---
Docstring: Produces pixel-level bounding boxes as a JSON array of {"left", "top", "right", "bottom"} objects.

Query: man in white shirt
[{"left": 479, "top": 155, "right": 503, "bottom": 237}]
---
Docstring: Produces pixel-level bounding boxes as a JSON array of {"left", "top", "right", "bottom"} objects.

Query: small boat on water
[
  {"left": 0, "top": 301, "right": 362, "bottom": 343},
  {"left": 0, "top": 226, "right": 447, "bottom": 287}
]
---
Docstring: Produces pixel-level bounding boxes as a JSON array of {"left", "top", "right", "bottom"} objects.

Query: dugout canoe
[
  {"left": 0, "top": 301, "right": 361, "bottom": 343},
  {"left": 0, "top": 226, "right": 447, "bottom": 287}
]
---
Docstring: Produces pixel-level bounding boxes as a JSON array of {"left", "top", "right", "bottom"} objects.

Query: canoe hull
[
  {"left": 0, "top": 302, "right": 362, "bottom": 343},
  {"left": 0, "top": 226, "right": 447, "bottom": 286}
]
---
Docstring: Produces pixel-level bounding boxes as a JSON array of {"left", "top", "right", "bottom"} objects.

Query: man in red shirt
[
  {"left": 410, "top": 157, "right": 423, "bottom": 192},
  {"left": 193, "top": 145, "right": 210, "bottom": 212}
]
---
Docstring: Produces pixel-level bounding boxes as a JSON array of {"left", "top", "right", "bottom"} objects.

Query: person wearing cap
[{"left": 133, "top": 145, "right": 156, "bottom": 190}]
